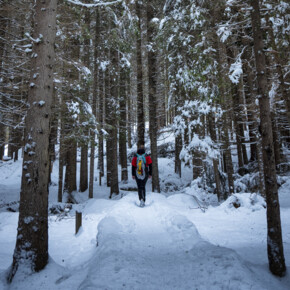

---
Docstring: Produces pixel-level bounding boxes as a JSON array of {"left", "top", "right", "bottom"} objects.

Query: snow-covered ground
[{"left": 0, "top": 151, "right": 289, "bottom": 289}]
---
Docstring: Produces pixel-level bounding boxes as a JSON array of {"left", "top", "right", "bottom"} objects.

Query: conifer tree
[{"left": 8, "top": 0, "right": 57, "bottom": 281}]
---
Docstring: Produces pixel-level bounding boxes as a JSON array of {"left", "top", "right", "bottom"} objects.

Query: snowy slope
[{"left": 0, "top": 191, "right": 289, "bottom": 289}]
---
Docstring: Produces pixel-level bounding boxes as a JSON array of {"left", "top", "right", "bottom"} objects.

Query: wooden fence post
[{"left": 75, "top": 211, "right": 82, "bottom": 234}]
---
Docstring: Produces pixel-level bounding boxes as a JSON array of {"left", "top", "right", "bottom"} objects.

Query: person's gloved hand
[{"left": 132, "top": 176, "right": 135, "bottom": 180}]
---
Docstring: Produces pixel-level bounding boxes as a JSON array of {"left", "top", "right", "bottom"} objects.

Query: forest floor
[{"left": 0, "top": 152, "right": 290, "bottom": 289}]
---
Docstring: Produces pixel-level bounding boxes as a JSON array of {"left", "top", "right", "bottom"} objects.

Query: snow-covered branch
[{"left": 66, "top": 0, "right": 122, "bottom": 8}]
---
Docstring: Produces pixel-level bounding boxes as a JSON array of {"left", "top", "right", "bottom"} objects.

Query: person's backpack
[{"left": 136, "top": 153, "right": 146, "bottom": 180}]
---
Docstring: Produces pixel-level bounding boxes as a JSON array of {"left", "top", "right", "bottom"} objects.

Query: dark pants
[{"left": 136, "top": 176, "right": 148, "bottom": 202}]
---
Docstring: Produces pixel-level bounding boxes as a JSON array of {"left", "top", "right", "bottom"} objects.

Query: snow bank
[
  {"left": 278, "top": 178, "right": 290, "bottom": 208},
  {"left": 167, "top": 193, "right": 200, "bottom": 208},
  {"left": 220, "top": 193, "right": 266, "bottom": 211},
  {"left": 184, "top": 178, "right": 219, "bottom": 206}
]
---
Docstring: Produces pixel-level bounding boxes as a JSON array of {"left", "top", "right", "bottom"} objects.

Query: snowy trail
[
  {"left": 76, "top": 193, "right": 272, "bottom": 290},
  {"left": 3, "top": 192, "right": 289, "bottom": 290}
]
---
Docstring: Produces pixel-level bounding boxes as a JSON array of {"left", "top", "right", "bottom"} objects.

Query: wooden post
[
  {"left": 99, "top": 171, "right": 102, "bottom": 186},
  {"left": 75, "top": 211, "right": 82, "bottom": 234}
]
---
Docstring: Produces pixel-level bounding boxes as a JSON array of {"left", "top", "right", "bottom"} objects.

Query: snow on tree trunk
[
  {"left": 250, "top": 0, "right": 286, "bottom": 277},
  {"left": 89, "top": 8, "right": 100, "bottom": 199},
  {"left": 8, "top": 0, "right": 57, "bottom": 282}
]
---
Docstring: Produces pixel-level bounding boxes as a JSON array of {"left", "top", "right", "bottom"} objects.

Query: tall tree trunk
[
  {"left": 192, "top": 119, "right": 204, "bottom": 180},
  {"left": 119, "top": 66, "right": 128, "bottom": 182},
  {"left": 105, "top": 66, "right": 112, "bottom": 187},
  {"left": 250, "top": 0, "right": 286, "bottom": 276},
  {"left": 147, "top": 1, "right": 160, "bottom": 192},
  {"left": 58, "top": 93, "right": 65, "bottom": 202},
  {"left": 242, "top": 45, "right": 265, "bottom": 194},
  {"left": 242, "top": 47, "right": 258, "bottom": 162},
  {"left": 109, "top": 47, "right": 119, "bottom": 197},
  {"left": 80, "top": 143, "right": 88, "bottom": 192},
  {"left": 216, "top": 37, "right": 235, "bottom": 196},
  {"left": 98, "top": 70, "right": 104, "bottom": 177},
  {"left": 136, "top": 0, "right": 145, "bottom": 145},
  {"left": 64, "top": 141, "right": 77, "bottom": 194},
  {"left": 175, "top": 135, "right": 182, "bottom": 178},
  {"left": 8, "top": 0, "right": 57, "bottom": 281},
  {"left": 89, "top": 8, "right": 100, "bottom": 198},
  {"left": 97, "top": 10, "right": 104, "bottom": 177},
  {"left": 222, "top": 112, "right": 235, "bottom": 196},
  {"left": 238, "top": 79, "right": 249, "bottom": 166},
  {"left": 127, "top": 80, "right": 132, "bottom": 149},
  {"left": 271, "top": 111, "right": 283, "bottom": 171},
  {"left": 156, "top": 51, "right": 166, "bottom": 129},
  {"left": 79, "top": 9, "right": 91, "bottom": 192},
  {"left": 89, "top": 135, "right": 95, "bottom": 198},
  {"left": 58, "top": 137, "right": 64, "bottom": 202},
  {"left": 233, "top": 86, "right": 244, "bottom": 169},
  {"left": 48, "top": 89, "right": 57, "bottom": 184},
  {"left": 208, "top": 111, "right": 222, "bottom": 201},
  {"left": 174, "top": 86, "right": 182, "bottom": 177}
]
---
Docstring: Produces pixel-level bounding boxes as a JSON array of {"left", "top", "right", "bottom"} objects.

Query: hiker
[{"left": 132, "top": 144, "right": 152, "bottom": 207}]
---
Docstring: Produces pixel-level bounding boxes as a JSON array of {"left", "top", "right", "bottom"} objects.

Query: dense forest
[{"left": 0, "top": 0, "right": 289, "bottom": 285}]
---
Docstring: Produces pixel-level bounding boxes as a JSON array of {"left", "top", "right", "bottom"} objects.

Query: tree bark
[
  {"left": 98, "top": 69, "right": 104, "bottom": 177},
  {"left": 97, "top": 10, "right": 104, "bottom": 177},
  {"left": 242, "top": 46, "right": 258, "bottom": 162},
  {"left": 80, "top": 143, "right": 88, "bottom": 192},
  {"left": 250, "top": 0, "right": 286, "bottom": 276},
  {"left": 147, "top": 1, "right": 160, "bottom": 192},
  {"left": 105, "top": 66, "right": 112, "bottom": 187},
  {"left": 119, "top": 66, "right": 128, "bottom": 182},
  {"left": 58, "top": 144, "right": 64, "bottom": 202},
  {"left": 216, "top": 37, "right": 235, "bottom": 196},
  {"left": 136, "top": 0, "right": 145, "bottom": 145},
  {"left": 242, "top": 45, "right": 265, "bottom": 194},
  {"left": 79, "top": 9, "right": 91, "bottom": 192},
  {"left": 89, "top": 8, "right": 100, "bottom": 198},
  {"left": 127, "top": 81, "right": 132, "bottom": 149},
  {"left": 64, "top": 141, "right": 77, "bottom": 194},
  {"left": 175, "top": 135, "right": 182, "bottom": 178},
  {"left": 109, "top": 47, "right": 119, "bottom": 197},
  {"left": 208, "top": 111, "right": 222, "bottom": 201},
  {"left": 174, "top": 85, "right": 182, "bottom": 177},
  {"left": 8, "top": 0, "right": 57, "bottom": 281},
  {"left": 223, "top": 113, "right": 235, "bottom": 196},
  {"left": 233, "top": 86, "right": 244, "bottom": 169}
]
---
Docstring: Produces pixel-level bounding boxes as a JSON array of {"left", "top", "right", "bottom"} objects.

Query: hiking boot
[{"left": 140, "top": 199, "right": 145, "bottom": 207}]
